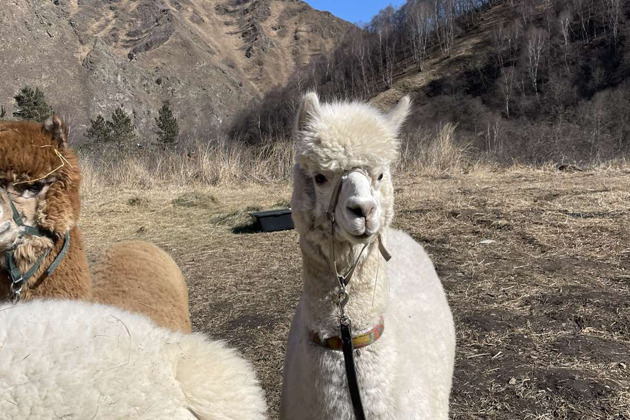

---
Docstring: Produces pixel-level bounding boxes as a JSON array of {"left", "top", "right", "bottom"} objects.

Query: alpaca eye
[
  {"left": 377, "top": 173, "right": 384, "bottom": 181},
  {"left": 22, "top": 182, "right": 45, "bottom": 197},
  {"left": 314, "top": 174, "right": 327, "bottom": 185}
]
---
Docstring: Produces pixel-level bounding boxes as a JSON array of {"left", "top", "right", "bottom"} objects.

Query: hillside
[
  {"left": 234, "top": 0, "right": 630, "bottom": 164},
  {"left": 370, "top": 0, "right": 630, "bottom": 163},
  {"left": 0, "top": 0, "right": 352, "bottom": 143}
]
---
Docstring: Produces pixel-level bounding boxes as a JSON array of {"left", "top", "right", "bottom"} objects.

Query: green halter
[{"left": 1, "top": 188, "right": 70, "bottom": 302}]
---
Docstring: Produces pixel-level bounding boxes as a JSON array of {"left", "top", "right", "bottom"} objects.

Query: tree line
[
  {"left": 230, "top": 0, "right": 629, "bottom": 163},
  {"left": 1, "top": 86, "right": 180, "bottom": 148}
]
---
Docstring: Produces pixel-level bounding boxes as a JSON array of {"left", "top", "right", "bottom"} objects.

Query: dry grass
[
  {"left": 399, "top": 123, "right": 471, "bottom": 175},
  {"left": 79, "top": 123, "right": 473, "bottom": 192},
  {"left": 78, "top": 159, "right": 630, "bottom": 419},
  {"left": 393, "top": 168, "right": 630, "bottom": 419},
  {"left": 79, "top": 138, "right": 295, "bottom": 192}
]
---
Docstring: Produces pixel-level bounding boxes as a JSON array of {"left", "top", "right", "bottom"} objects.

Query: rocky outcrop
[{"left": 0, "top": 0, "right": 351, "bottom": 144}]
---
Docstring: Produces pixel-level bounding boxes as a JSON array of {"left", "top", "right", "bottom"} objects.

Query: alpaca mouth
[
  {"left": 341, "top": 228, "right": 377, "bottom": 244},
  {"left": 0, "top": 221, "right": 10, "bottom": 236},
  {"left": 341, "top": 218, "right": 380, "bottom": 239},
  {"left": 0, "top": 220, "right": 18, "bottom": 250}
]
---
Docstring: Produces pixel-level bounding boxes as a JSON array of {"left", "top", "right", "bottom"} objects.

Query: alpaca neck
[
  {"left": 300, "top": 234, "right": 389, "bottom": 336},
  {"left": 0, "top": 227, "right": 92, "bottom": 301}
]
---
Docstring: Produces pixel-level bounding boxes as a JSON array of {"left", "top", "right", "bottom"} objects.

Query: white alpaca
[
  {"left": 0, "top": 299, "right": 267, "bottom": 420},
  {"left": 280, "top": 93, "right": 456, "bottom": 419}
]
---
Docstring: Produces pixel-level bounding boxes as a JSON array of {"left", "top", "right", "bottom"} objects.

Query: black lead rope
[{"left": 341, "top": 320, "right": 366, "bottom": 420}]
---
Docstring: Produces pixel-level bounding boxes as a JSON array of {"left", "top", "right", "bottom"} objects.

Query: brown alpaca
[
  {"left": 92, "top": 241, "right": 191, "bottom": 333},
  {"left": 0, "top": 117, "right": 190, "bottom": 333},
  {"left": 0, "top": 117, "right": 91, "bottom": 301}
]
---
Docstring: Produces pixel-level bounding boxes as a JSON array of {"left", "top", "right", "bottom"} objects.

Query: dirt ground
[{"left": 80, "top": 168, "right": 630, "bottom": 419}]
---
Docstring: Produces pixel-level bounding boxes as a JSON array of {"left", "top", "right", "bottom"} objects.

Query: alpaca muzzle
[
  {"left": 339, "top": 172, "right": 380, "bottom": 238},
  {"left": 0, "top": 187, "right": 71, "bottom": 302},
  {"left": 0, "top": 190, "right": 20, "bottom": 249}
]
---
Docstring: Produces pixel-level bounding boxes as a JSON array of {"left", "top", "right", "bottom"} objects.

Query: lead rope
[{"left": 324, "top": 170, "right": 391, "bottom": 420}]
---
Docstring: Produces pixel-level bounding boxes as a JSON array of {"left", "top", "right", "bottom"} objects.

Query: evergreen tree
[
  {"left": 86, "top": 114, "right": 113, "bottom": 143},
  {"left": 107, "top": 106, "right": 135, "bottom": 143},
  {"left": 155, "top": 102, "right": 179, "bottom": 146},
  {"left": 13, "top": 86, "right": 53, "bottom": 122}
]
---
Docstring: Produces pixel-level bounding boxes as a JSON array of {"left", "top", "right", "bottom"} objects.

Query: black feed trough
[{"left": 250, "top": 208, "right": 294, "bottom": 232}]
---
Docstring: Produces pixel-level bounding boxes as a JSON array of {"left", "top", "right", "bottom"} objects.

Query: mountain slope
[
  {"left": 0, "top": 0, "right": 351, "bottom": 142},
  {"left": 234, "top": 0, "right": 630, "bottom": 162}
]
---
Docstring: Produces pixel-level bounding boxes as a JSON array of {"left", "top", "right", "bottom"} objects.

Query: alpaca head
[
  {"left": 291, "top": 93, "right": 411, "bottom": 247},
  {"left": 0, "top": 116, "right": 80, "bottom": 254}
]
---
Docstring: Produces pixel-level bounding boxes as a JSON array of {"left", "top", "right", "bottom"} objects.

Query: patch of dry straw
[
  {"left": 399, "top": 123, "right": 471, "bottom": 174},
  {"left": 80, "top": 138, "right": 295, "bottom": 192}
]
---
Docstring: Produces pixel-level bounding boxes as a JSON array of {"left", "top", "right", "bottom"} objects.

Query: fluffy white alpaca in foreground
[
  {"left": 280, "top": 93, "right": 456, "bottom": 419},
  {"left": 0, "top": 299, "right": 267, "bottom": 420}
]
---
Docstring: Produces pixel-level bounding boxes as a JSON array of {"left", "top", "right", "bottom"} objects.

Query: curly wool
[
  {"left": 93, "top": 241, "right": 192, "bottom": 333},
  {"left": 0, "top": 119, "right": 91, "bottom": 301},
  {"left": 0, "top": 299, "right": 267, "bottom": 419},
  {"left": 0, "top": 120, "right": 80, "bottom": 234},
  {"left": 296, "top": 99, "right": 402, "bottom": 173}
]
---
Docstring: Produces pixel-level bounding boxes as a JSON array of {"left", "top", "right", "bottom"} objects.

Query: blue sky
[{"left": 304, "top": 1, "right": 406, "bottom": 26}]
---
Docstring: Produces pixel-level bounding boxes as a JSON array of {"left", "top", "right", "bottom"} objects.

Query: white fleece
[
  {"left": 0, "top": 299, "right": 267, "bottom": 420},
  {"left": 281, "top": 93, "right": 456, "bottom": 419}
]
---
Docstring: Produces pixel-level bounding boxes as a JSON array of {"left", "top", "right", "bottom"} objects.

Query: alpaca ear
[
  {"left": 291, "top": 164, "right": 315, "bottom": 211},
  {"left": 386, "top": 95, "right": 411, "bottom": 134},
  {"left": 43, "top": 115, "right": 68, "bottom": 149},
  {"left": 291, "top": 164, "right": 315, "bottom": 234},
  {"left": 296, "top": 92, "right": 321, "bottom": 133}
]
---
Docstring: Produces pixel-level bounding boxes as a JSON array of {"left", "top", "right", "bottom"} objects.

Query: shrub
[
  {"left": 108, "top": 106, "right": 136, "bottom": 143},
  {"left": 86, "top": 115, "right": 113, "bottom": 144},
  {"left": 13, "top": 86, "right": 52, "bottom": 122},
  {"left": 156, "top": 102, "right": 179, "bottom": 147}
]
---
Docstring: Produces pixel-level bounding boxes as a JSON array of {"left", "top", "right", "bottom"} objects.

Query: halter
[
  {"left": 317, "top": 169, "right": 391, "bottom": 308},
  {"left": 1, "top": 187, "right": 70, "bottom": 302},
  {"left": 316, "top": 168, "right": 392, "bottom": 420}
]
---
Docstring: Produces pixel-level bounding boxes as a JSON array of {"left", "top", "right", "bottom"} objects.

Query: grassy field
[{"left": 79, "top": 167, "right": 630, "bottom": 419}]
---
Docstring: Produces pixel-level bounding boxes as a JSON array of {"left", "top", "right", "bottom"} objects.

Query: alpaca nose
[
  {"left": 346, "top": 197, "right": 376, "bottom": 219},
  {"left": 0, "top": 192, "right": 7, "bottom": 218}
]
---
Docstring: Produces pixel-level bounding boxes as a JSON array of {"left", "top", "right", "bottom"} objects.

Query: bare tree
[
  {"left": 408, "top": 1, "right": 431, "bottom": 71},
  {"left": 499, "top": 65, "right": 516, "bottom": 118},
  {"left": 558, "top": 9, "right": 572, "bottom": 75},
  {"left": 604, "top": 0, "right": 621, "bottom": 45},
  {"left": 370, "top": 6, "right": 398, "bottom": 88},
  {"left": 507, "top": 21, "right": 522, "bottom": 60},
  {"left": 351, "top": 32, "right": 372, "bottom": 97},
  {"left": 518, "top": 0, "right": 535, "bottom": 26},
  {"left": 526, "top": 27, "right": 547, "bottom": 99},
  {"left": 433, "top": 0, "right": 455, "bottom": 54},
  {"left": 385, "top": 36, "right": 397, "bottom": 87},
  {"left": 492, "top": 23, "right": 507, "bottom": 69},
  {"left": 572, "top": 0, "right": 593, "bottom": 43}
]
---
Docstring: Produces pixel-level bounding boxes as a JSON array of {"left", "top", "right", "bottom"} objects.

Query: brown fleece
[
  {"left": 0, "top": 119, "right": 81, "bottom": 233},
  {"left": 92, "top": 241, "right": 192, "bottom": 333}
]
